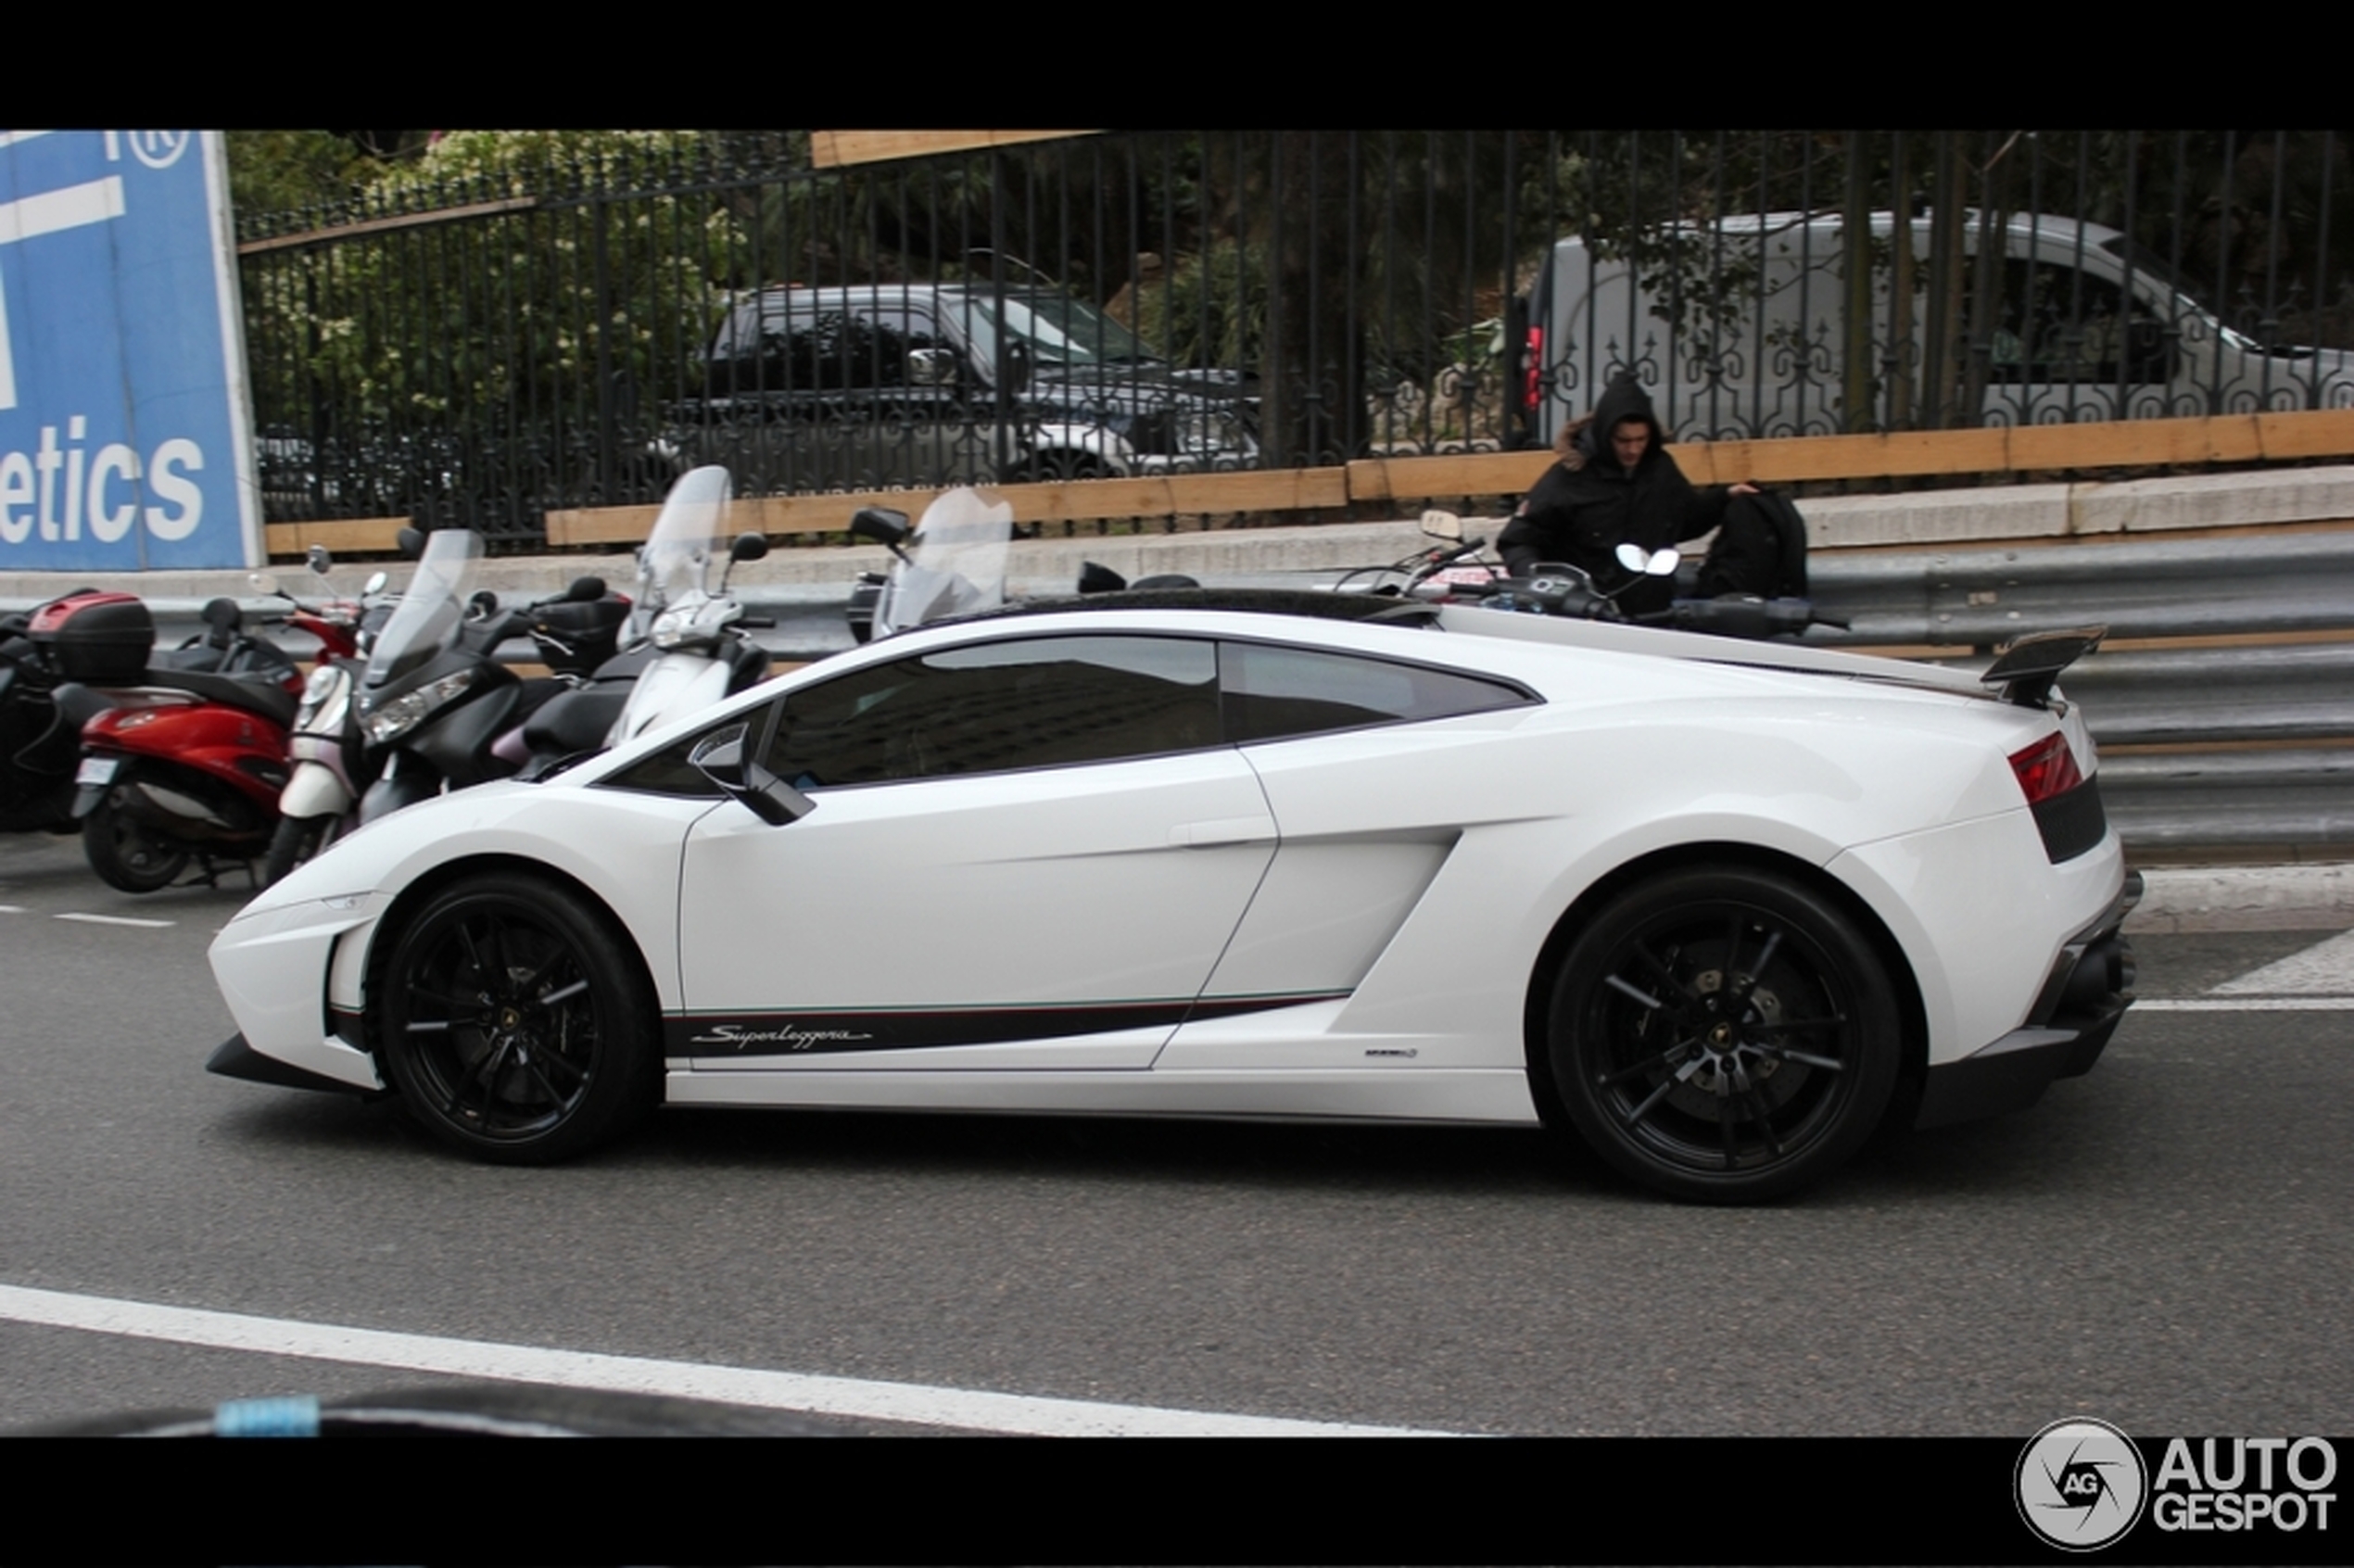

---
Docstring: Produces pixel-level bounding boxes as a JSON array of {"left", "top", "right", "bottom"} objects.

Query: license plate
[{"left": 75, "top": 756, "right": 119, "bottom": 787}]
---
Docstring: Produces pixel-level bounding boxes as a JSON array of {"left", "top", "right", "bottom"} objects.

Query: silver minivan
[{"left": 1524, "top": 209, "right": 2354, "bottom": 442}]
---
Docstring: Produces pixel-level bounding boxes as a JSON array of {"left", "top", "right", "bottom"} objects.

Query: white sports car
[{"left": 208, "top": 590, "right": 2137, "bottom": 1203}]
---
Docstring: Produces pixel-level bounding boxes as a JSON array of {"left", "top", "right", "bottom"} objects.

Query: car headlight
[{"left": 360, "top": 668, "right": 475, "bottom": 745}]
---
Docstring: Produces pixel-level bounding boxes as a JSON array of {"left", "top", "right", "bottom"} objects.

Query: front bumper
[{"left": 1915, "top": 867, "right": 2141, "bottom": 1129}]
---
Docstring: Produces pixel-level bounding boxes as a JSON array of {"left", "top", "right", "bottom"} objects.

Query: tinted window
[
  {"left": 765, "top": 635, "right": 1221, "bottom": 788},
  {"left": 1220, "top": 641, "right": 1532, "bottom": 743}
]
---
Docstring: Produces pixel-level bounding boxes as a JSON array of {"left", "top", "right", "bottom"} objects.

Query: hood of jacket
[{"left": 1576, "top": 373, "right": 1666, "bottom": 474}]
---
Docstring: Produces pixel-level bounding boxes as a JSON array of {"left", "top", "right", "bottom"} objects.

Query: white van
[{"left": 1522, "top": 209, "right": 2354, "bottom": 443}]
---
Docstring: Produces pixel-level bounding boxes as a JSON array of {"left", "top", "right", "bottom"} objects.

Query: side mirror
[
  {"left": 202, "top": 597, "right": 243, "bottom": 636},
  {"left": 363, "top": 571, "right": 389, "bottom": 596},
  {"left": 906, "top": 348, "right": 958, "bottom": 386},
  {"left": 397, "top": 527, "right": 426, "bottom": 561},
  {"left": 1614, "top": 542, "right": 1681, "bottom": 577},
  {"left": 1421, "top": 508, "right": 1464, "bottom": 543},
  {"left": 248, "top": 571, "right": 283, "bottom": 598},
  {"left": 850, "top": 506, "right": 911, "bottom": 551},
  {"left": 1078, "top": 562, "right": 1127, "bottom": 595},
  {"left": 730, "top": 531, "right": 769, "bottom": 564},
  {"left": 467, "top": 588, "right": 500, "bottom": 619},
  {"left": 689, "top": 724, "right": 815, "bottom": 826},
  {"left": 307, "top": 544, "right": 334, "bottom": 576}
]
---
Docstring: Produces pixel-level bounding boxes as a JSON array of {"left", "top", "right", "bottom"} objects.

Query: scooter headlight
[{"left": 360, "top": 668, "right": 475, "bottom": 745}]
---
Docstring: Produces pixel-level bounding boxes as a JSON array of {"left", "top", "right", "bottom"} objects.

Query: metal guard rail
[{"left": 1806, "top": 529, "right": 2354, "bottom": 853}]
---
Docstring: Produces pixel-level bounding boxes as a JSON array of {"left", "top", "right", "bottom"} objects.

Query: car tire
[
  {"left": 82, "top": 790, "right": 190, "bottom": 893},
  {"left": 1546, "top": 866, "right": 1899, "bottom": 1204},
  {"left": 375, "top": 873, "right": 658, "bottom": 1164}
]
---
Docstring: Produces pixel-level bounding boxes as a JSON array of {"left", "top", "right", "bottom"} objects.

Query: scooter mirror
[
  {"left": 1421, "top": 508, "right": 1464, "bottom": 543},
  {"left": 850, "top": 507, "right": 910, "bottom": 550},
  {"left": 1614, "top": 542, "right": 1681, "bottom": 577},
  {"left": 307, "top": 544, "right": 334, "bottom": 575},
  {"left": 248, "top": 572, "right": 282, "bottom": 597},
  {"left": 730, "top": 531, "right": 769, "bottom": 564},
  {"left": 364, "top": 571, "right": 388, "bottom": 596},
  {"left": 397, "top": 527, "right": 426, "bottom": 561}
]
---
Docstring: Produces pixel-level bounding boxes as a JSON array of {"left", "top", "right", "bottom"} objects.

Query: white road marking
[
  {"left": 2209, "top": 927, "right": 2354, "bottom": 995},
  {"left": 54, "top": 913, "right": 174, "bottom": 929},
  {"left": 0, "top": 1283, "right": 1444, "bottom": 1436},
  {"left": 2134, "top": 998, "right": 2354, "bottom": 1012},
  {"left": 0, "top": 904, "right": 24, "bottom": 914}
]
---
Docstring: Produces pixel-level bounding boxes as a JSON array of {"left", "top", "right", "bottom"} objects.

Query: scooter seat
[{"left": 131, "top": 667, "right": 299, "bottom": 729}]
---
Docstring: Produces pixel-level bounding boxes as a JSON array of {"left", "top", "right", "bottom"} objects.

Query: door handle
[{"left": 1168, "top": 815, "right": 1278, "bottom": 848}]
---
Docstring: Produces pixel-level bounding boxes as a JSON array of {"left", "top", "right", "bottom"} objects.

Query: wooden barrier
[{"left": 272, "top": 408, "right": 2354, "bottom": 560}]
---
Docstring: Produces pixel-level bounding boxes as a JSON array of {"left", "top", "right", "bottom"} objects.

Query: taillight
[{"left": 2008, "top": 733, "right": 2084, "bottom": 803}]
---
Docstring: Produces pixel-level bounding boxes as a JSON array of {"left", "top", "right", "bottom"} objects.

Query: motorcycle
[
  {"left": 69, "top": 597, "right": 308, "bottom": 891},
  {"left": 257, "top": 550, "right": 399, "bottom": 885},
  {"left": 844, "top": 487, "right": 1179, "bottom": 639},
  {"left": 353, "top": 527, "right": 620, "bottom": 826},
  {"left": 515, "top": 465, "right": 772, "bottom": 777},
  {"left": 1394, "top": 510, "right": 1849, "bottom": 639},
  {"left": 1, "top": 589, "right": 157, "bottom": 838},
  {"left": 846, "top": 487, "right": 1017, "bottom": 639}
]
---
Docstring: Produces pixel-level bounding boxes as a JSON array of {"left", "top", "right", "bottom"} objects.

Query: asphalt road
[{"left": 4, "top": 828, "right": 2350, "bottom": 1448}]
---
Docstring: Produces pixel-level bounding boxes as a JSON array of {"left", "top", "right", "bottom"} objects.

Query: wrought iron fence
[{"left": 236, "top": 130, "right": 2354, "bottom": 546}]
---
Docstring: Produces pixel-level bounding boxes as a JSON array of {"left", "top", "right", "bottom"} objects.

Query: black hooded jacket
[{"left": 1497, "top": 374, "right": 1731, "bottom": 616}]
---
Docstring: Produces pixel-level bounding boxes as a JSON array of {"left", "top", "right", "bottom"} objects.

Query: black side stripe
[{"left": 665, "top": 992, "right": 1348, "bottom": 1056}]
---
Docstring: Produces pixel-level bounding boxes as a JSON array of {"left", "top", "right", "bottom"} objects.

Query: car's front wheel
[
  {"left": 1547, "top": 866, "right": 1900, "bottom": 1204},
  {"left": 375, "top": 873, "right": 658, "bottom": 1164}
]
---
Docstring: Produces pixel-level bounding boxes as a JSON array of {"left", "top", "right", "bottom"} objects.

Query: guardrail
[{"left": 1805, "top": 528, "right": 2354, "bottom": 856}]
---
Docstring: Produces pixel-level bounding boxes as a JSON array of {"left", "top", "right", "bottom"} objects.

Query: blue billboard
[{"left": 0, "top": 130, "right": 259, "bottom": 571}]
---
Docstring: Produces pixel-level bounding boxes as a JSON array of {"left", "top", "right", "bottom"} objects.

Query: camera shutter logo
[{"left": 2018, "top": 1418, "right": 2149, "bottom": 1550}]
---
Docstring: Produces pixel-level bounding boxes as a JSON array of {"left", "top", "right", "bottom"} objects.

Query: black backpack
[{"left": 1698, "top": 489, "right": 1809, "bottom": 600}]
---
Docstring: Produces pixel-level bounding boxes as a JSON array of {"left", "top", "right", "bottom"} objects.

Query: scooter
[
  {"left": 256, "top": 550, "right": 399, "bottom": 885},
  {"left": 515, "top": 465, "right": 772, "bottom": 777},
  {"left": 70, "top": 598, "right": 307, "bottom": 891},
  {"left": 1, "top": 589, "right": 155, "bottom": 838},
  {"left": 354, "top": 527, "right": 619, "bottom": 826}
]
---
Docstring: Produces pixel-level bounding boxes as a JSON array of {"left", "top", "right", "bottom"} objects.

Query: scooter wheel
[
  {"left": 261, "top": 815, "right": 330, "bottom": 887},
  {"left": 83, "top": 790, "right": 191, "bottom": 894}
]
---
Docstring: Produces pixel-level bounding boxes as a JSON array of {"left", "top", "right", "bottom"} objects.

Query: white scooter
[{"left": 518, "top": 465, "right": 774, "bottom": 773}]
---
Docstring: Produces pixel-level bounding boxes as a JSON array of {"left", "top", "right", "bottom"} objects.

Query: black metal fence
[{"left": 236, "top": 130, "right": 2354, "bottom": 546}]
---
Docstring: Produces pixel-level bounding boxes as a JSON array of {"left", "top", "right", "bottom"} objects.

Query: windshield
[
  {"left": 364, "top": 527, "right": 482, "bottom": 689},
  {"left": 639, "top": 465, "right": 734, "bottom": 609},
  {"left": 871, "top": 487, "right": 1014, "bottom": 635},
  {"left": 957, "top": 291, "right": 1158, "bottom": 371}
]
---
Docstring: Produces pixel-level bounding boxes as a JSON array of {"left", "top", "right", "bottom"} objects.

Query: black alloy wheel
[
  {"left": 1549, "top": 866, "right": 1900, "bottom": 1204},
  {"left": 375, "top": 873, "right": 656, "bottom": 1163}
]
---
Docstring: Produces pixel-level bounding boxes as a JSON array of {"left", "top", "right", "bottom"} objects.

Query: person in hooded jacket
[{"left": 1499, "top": 373, "right": 1759, "bottom": 618}]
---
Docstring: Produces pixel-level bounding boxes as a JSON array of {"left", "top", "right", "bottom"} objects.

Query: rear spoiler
[{"left": 1981, "top": 626, "right": 2107, "bottom": 708}]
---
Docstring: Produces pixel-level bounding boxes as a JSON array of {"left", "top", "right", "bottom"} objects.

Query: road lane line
[
  {"left": 2133, "top": 998, "right": 2354, "bottom": 1011},
  {"left": 2209, "top": 927, "right": 2354, "bottom": 995},
  {"left": 54, "top": 913, "right": 174, "bottom": 929},
  {"left": 0, "top": 1283, "right": 1443, "bottom": 1436}
]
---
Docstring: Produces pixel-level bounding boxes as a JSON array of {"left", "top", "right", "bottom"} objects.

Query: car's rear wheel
[
  {"left": 375, "top": 873, "right": 657, "bottom": 1164},
  {"left": 1547, "top": 866, "right": 1898, "bottom": 1204}
]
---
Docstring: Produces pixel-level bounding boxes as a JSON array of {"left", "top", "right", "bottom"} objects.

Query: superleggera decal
[{"left": 667, "top": 992, "right": 1348, "bottom": 1056}]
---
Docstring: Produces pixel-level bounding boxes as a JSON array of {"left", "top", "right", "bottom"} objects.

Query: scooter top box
[{"left": 29, "top": 591, "right": 155, "bottom": 684}]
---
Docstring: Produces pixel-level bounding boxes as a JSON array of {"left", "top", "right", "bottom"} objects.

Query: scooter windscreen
[
  {"left": 870, "top": 487, "right": 1014, "bottom": 636},
  {"left": 364, "top": 528, "right": 483, "bottom": 689},
  {"left": 639, "top": 466, "right": 734, "bottom": 612}
]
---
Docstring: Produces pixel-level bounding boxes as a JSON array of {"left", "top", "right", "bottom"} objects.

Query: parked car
[
  {"left": 651, "top": 282, "right": 1258, "bottom": 492},
  {"left": 207, "top": 589, "right": 2135, "bottom": 1203},
  {"left": 1522, "top": 209, "right": 2354, "bottom": 441}
]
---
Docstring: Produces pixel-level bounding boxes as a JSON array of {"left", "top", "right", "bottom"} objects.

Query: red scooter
[{"left": 69, "top": 597, "right": 332, "bottom": 892}]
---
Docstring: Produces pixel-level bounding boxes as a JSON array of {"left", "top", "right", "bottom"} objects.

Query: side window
[
  {"left": 765, "top": 635, "right": 1221, "bottom": 788},
  {"left": 1220, "top": 641, "right": 1533, "bottom": 744},
  {"left": 1986, "top": 262, "right": 2161, "bottom": 385}
]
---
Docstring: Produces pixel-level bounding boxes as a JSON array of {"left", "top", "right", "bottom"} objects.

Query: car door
[{"left": 673, "top": 632, "right": 1275, "bottom": 1070}]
